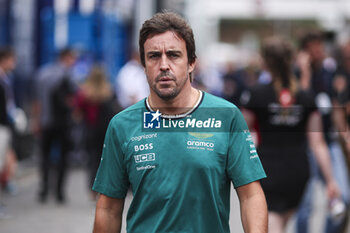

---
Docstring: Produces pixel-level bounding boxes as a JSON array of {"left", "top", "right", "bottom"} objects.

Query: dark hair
[
  {"left": 0, "top": 46, "right": 15, "bottom": 62},
  {"left": 58, "top": 48, "right": 76, "bottom": 59},
  {"left": 299, "top": 31, "right": 324, "bottom": 50},
  {"left": 261, "top": 36, "right": 294, "bottom": 88},
  {"left": 139, "top": 11, "right": 196, "bottom": 67}
]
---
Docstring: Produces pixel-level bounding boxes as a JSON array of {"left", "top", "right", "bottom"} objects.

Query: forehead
[{"left": 144, "top": 31, "right": 186, "bottom": 52}]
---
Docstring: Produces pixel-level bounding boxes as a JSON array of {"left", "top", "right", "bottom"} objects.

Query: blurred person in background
[
  {"left": 296, "top": 31, "right": 350, "bottom": 233},
  {"left": 222, "top": 58, "right": 261, "bottom": 107},
  {"left": 222, "top": 60, "right": 247, "bottom": 107},
  {"left": 74, "top": 65, "right": 120, "bottom": 200},
  {"left": 0, "top": 47, "right": 18, "bottom": 196},
  {"left": 241, "top": 36, "right": 339, "bottom": 233},
  {"left": 329, "top": 40, "right": 350, "bottom": 231},
  {"left": 198, "top": 64, "right": 224, "bottom": 97},
  {"left": 115, "top": 50, "right": 149, "bottom": 109},
  {"left": 190, "top": 59, "right": 208, "bottom": 92},
  {"left": 332, "top": 40, "right": 350, "bottom": 162},
  {"left": 0, "top": 47, "right": 14, "bottom": 217},
  {"left": 32, "top": 48, "right": 77, "bottom": 204}
]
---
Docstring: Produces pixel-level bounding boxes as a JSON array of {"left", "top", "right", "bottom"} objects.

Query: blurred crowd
[{"left": 0, "top": 29, "right": 350, "bottom": 233}]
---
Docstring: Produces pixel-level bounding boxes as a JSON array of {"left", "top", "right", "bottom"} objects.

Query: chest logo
[
  {"left": 134, "top": 143, "right": 153, "bottom": 152},
  {"left": 186, "top": 140, "right": 215, "bottom": 151},
  {"left": 134, "top": 153, "right": 156, "bottom": 163},
  {"left": 144, "top": 110, "right": 161, "bottom": 129}
]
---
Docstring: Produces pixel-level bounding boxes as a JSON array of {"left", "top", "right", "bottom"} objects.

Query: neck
[{"left": 148, "top": 83, "right": 200, "bottom": 115}]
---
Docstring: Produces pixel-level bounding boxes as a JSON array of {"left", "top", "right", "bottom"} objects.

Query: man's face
[
  {"left": 306, "top": 40, "right": 325, "bottom": 62},
  {"left": 143, "top": 31, "right": 195, "bottom": 100},
  {"left": 64, "top": 54, "right": 77, "bottom": 68},
  {"left": 2, "top": 56, "right": 16, "bottom": 72}
]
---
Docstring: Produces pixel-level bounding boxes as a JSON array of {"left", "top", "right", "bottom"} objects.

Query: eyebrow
[
  {"left": 146, "top": 51, "right": 161, "bottom": 56},
  {"left": 166, "top": 50, "right": 182, "bottom": 56},
  {"left": 146, "top": 50, "right": 182, "bottom": 56}
]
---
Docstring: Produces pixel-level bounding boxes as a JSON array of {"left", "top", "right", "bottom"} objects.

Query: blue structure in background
[
  {"left": 39, "top": 7, "right": 56, "bottom": 65},
  {"left": 38, "top": 3, "right": 128, "bottom": 82},
  {"left": 0, "top": 0, "right": 10, "bottom": 45},
  {"left": 68, "top": 12, "right": 95, "bottom": 51},
  {"left": 100, "top": 14, "right": 127, "bottom": 81},
  {"left": 0, "top": 13, "right": 7, "bottom": 45},
  {"left": 0, "top": 0, "right": 129, "bottom": 88}
]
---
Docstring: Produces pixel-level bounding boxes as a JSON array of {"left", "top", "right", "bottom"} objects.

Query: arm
[
  {"left": 93, "top": 194, "right": 125, "bottom": 233},
  {"left": 236, "top": 181, "right": 268, "bottom": 233},
  {"left": 332, "top": 99, "right": 350, "bottom": 161},
  {"left": 307, "top": 111, "right": 339, "bottom": 199}
]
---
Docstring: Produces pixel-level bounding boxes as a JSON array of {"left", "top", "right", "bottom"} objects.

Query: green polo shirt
[{"left": 93, "top": 91, "right": 266, "bottom": 233}]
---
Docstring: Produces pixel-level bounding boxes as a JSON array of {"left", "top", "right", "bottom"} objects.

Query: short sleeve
[
  {"left": 226, "top": 107, "right": 266, "bottom": 188},
  {"left": 92, "top": 117, "right": 129, "bottom": 198}
]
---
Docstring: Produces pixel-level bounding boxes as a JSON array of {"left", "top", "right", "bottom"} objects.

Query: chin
[{"left": 155, "top": 89, "right": 179, "bottom": 100}]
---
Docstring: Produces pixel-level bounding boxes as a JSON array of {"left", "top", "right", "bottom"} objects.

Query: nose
[{"left": 160, "top": 54, "right": 170, "bottom": 71}]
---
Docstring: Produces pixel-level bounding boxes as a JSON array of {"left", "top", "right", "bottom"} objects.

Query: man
[
  {"left": 0, "top": 47, "right": 18, "bottom": 195},
  {"left": 0, "top": 47, "right": 15, "bottom": 216},
  {"left": 332, "top": 40, "right": 350, "bottom": 163},
  {"left": 0, "top": 47, "right": 16, "bottom": 115},
  {"left": 0, "top": 48, "right": 12, "bottom": 169},
  {"left": 33, "top": 48, "right": 77, "bottom": 203},
  {"left": 92, "top": 12, "right": 267, "bottom": 233}
]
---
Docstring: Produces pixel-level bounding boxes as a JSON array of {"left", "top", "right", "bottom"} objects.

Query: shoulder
[{"left": 105, "top": 99, "right": 146, "bottom": 143}]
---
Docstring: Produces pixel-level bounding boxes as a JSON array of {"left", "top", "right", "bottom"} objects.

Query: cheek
[
  {"left": 145, "top": 61, "right": 159, "bottom": 73},
  {"left": 145, "top": 68, "right": 156, "bottom": 82}
]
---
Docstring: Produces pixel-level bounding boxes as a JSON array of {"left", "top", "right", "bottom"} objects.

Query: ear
[{"left": 188, "top": 60, "right": 196, "bottom": 74}]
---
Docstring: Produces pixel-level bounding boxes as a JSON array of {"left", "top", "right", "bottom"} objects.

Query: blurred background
[{"left": 1, "top": 0, "right": 350, "bottom": 232}]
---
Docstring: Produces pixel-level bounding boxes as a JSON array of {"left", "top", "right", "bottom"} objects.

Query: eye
[
  {"left": 167, "top": 52, "right": 181, "bottom": 59},
  {"left": 148, "top": 53, "right": 160, "bottom": 59}
]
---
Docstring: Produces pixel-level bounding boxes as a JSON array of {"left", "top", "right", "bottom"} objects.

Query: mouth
[
  {"left": 159, "top": 77, "right": 173, "bottom": 81},
  {"left": 157, "top": 76, "right": 175, "bottom": 85}
]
